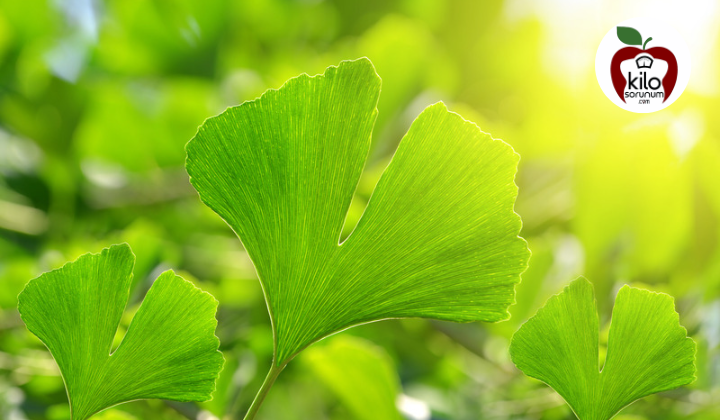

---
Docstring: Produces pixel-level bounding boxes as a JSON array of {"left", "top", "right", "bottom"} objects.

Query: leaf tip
[{"left": 18, "top": 243, "right": 136, "bottom": 311}]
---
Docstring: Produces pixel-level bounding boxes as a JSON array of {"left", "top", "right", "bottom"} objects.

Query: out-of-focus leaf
[
  {"left": 186, "top": 58, "right": 529, "bottom": 364},
  {"left": 574, "top": 129, "right": 691, "bottom": 282},
  {"left": 92, "top": 410, "right": 137, "bottom": 420},
  {"left": 17, "top": 244, "right": 224, "bottom": 420},
  {"left": 74, "top": 79, "right": 216, "bottom": 173},
  {"left": 358, "top": 15, "right": 457, "bottom": 151},
  {"left": 510, "top": 278, "right": 696, "bottom": 420},
  {"left": 303, "top": 336, "right": 402, "bottom": 420}
]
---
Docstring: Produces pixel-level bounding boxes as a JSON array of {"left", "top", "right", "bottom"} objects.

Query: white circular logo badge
[{"left": 596, "top": 18, "right": 690, "bottom": 113}]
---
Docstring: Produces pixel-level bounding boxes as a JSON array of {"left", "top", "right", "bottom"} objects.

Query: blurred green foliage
[{"left": 0, "top": 0, "right": 718, "bottom": 419}]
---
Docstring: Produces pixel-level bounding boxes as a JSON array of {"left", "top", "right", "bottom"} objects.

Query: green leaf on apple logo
[{"left": 617, "top": 26, "right": 642, "bottom": 46}]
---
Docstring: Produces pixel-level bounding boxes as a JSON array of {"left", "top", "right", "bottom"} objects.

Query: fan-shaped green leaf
[
  {"left": 510, "top": 278, "right": 696, "bottom": 420},
  {"left": 17, "top": 244, "right": 224, "bottom": 420},
  {"left": 186, "top": 58, "right": 529, "bottom": 365}
]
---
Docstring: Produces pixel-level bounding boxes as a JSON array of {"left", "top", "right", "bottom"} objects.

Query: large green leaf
[
  {"left": 510, "top": 278, "right": 696, "bottom": 420},
  {"left": 17, "top": 244, "right": 224, "bottom": 420},
  {"left": 186, "top": 58, "right": 529, "bottom": 365}
]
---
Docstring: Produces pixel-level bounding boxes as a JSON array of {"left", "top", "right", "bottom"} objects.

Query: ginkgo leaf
[
  {"left": 186, "top": 57, "right": 529, "bottom": 365},
  {"left": 509, "top": 278, "right": 696, "bottom": 420},
  {"left": 17, "top": 244, "right": 224, "bottom": 420}
]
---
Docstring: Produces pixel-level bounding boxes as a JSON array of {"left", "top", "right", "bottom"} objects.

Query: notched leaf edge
[
  {"left": 17, "top": 243, "right": 225, "bottom": 417},
  {"left": 185, "top": 58, "right": 529, "bottom": 364},
  {"left": 184, "top": 57, "right": 381, "bottom": 364},
  {"left": 509, "top": 277, "right": 697, "bottom": 420}
]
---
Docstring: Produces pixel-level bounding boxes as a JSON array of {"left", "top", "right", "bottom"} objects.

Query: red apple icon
[{"left": 610, "top": 26, "right": 678, "bottom": 103}]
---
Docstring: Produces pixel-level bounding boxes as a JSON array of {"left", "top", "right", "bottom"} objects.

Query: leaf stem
[
  {"left": 643, "top": 37, "right": 653, "bottom": 50},
  {"left": 242, "top": 362, "right": 286, "bottom": 420}
]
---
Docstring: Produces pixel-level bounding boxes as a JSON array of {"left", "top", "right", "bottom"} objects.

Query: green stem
[
  {"left": 242, "top": 362, "right": 286, "bottom": 420},
  {"left": 643, "top": 37, "right": 653, "bottom": 50}
]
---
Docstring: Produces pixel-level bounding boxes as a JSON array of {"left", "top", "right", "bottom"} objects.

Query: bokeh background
[{"left": 1, "top": 0, "right": 719, "bottom": 419}]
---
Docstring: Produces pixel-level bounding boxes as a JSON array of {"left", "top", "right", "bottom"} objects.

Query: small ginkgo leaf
[
  {"left": 510, "top": 278, "right": 696, "bottom": 420},
  {"left": 17, "top": 244, "right": 224, "bottom": 420},
  {"left": 186, "top": 58, "right": 529, "bottom": 365}
]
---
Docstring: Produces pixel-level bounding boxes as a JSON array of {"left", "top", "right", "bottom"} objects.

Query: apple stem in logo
[
  {"left": 642, "top": 37, "right": 653, "bottom": 50},
  {"left": 610, "top": 27, "right": 677, "bottom": 103}
]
